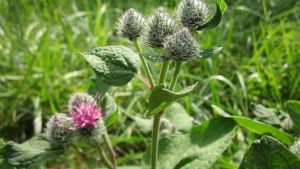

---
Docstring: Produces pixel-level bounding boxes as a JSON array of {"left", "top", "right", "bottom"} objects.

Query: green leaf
[
  {"left": 0, "top": 139, "right": 15, "bottom": 169},
  {"left": 1, "top": 135, "right": 63, "bottom": 168},
  {"left": 134, "top": 116, "right": 152, "bottom": 133},
  {"left": 199, "top": 47, "right": 222, "bottom": 58},
  {"left": 286, "top": 100, "right": 300, "bottom": 131},
  {"left": 239, "top": 136, "right": 300, "bottom": 169},
  {"left": 143, "top": 117, "right": 236, "bottom": 169},
  {"left": 83, "top": 46, "right": 141, "bottom": 86},
  {"left": 164, "top": 103, "right": 193, "bottom": 133},
  {"left": 212, "top": 105, "right": 293, "bottom": 145},
  {"left": 100, "top": 93, "right": 119, "bottom": 127},
  {"left": 196, "top": 0, "right": 227, "bottom": 31},
  {"left": 147, "top": 82, "right": 201, "bottom": 117},
  {"left": 232, "top": 116, "right": 293, "bottom": 145}
]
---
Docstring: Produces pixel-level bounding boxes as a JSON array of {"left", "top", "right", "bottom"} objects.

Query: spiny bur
[
  {"left": 163, "top": 27, "right": 200, "bottom": 61},
  {"left": 116, "top": 8, "right": 146, "bottom": 41},
  {"left": 144, "top": 10, "right": 177, "bottom": 48}
]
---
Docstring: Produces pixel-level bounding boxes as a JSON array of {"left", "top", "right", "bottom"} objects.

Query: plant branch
[
  {"left": 158, "top": 60, "right": 171, "bottom": 84},
  {"left": 133, "top": 38, "right": 155, "bottom": 88},
  {"left": 103, "top": 130, "right": 117, "bottom": 168},
  {"left": 93, "top": 139, "right": 115, "bottom": 169},
  {"left": 150, "top": 60, "right": 170, "bottom": 169},
  {"left": 170, "top": 61, "right": 182, "bottom": 91}
]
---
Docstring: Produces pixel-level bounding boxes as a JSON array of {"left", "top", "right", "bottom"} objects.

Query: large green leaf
[
  {"left": 83, "top": 46, "right": 141, "bottom": 86},
  {"left": 1, "top": 135, "right": 63, "bottom": 168},
  {"left": 164, "top": 103, "right": 193, "bottom": 133},
  {"left": 286, "top": 100, "right": 300, "bottom": 131},
  {"left": 147, "top": 82, "right": 201, "bottom": 117},
  {"left": 213, "top": 105, "right": 293, "bottom": 145},
  {"left": 239, "top": 136, "right": 300, "bottom": 169},
  {"left": 0, "top": 139, "right": 15, "bottom": 169},
  {"left": 196, "top": 0, "right": 227, "bottom": 31},
  {"left": 134, "top": 116, "right": 153, "bottom": 133},
  {"left": 143, "top": 117, "right": 236, "bottom": 169}
]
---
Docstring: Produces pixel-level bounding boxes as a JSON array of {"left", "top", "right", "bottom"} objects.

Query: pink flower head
[{"left": 70, "top": 103, "right": 101, "bottom": 129}]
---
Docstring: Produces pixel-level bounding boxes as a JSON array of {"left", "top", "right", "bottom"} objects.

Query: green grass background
[{"left": 0, "top": 0, "right": 300, "bottom": 168}]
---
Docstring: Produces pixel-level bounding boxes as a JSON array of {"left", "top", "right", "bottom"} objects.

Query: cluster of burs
[
  {"left": 45, "top": 93, "right": 106, "bottom": 145},
  {"left": 116, "top": 0, "right": 210, "bottom": 61}
]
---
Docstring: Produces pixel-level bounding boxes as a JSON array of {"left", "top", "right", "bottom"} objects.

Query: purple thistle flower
[{"left": 70, "top": 103, "right": 102, "bottom": 129}]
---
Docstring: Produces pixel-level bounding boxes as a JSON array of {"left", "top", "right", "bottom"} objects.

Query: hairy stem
[
  {"left": 151, "top": 112, "right": 162, "bottom": 169},
  {"left": 170, "top": 61, "right": 182, "bottom": 91},
  {"left": 93, "top": 140, "right": 115, "bottom": 169},
  {"left": 133, "top": 38, "right": 155, "bottom": 88},
  {"left": 103, "top": 130, "right": 117, "bottom": 168},
  {"left": 150, "top": 61, "right": 170, "bottom": 169},
  {"left": 158, "top": 61, "right": 171, "bottom": 84}
]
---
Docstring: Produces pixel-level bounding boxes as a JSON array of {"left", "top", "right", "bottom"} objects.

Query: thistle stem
[
  {"left": 151, "top": 112, "right": 162, "bottom": 169},
  {"left": 93, "top": 140, "right": 115, "bottom": 169},
  {"left": 170, "top": 61, "right": 182, "bottom": 91},
  {"left": 150, "top": 61, "right": 170, "bottom": 169},
  {"left": 103, "top": 130, "right": 117, "bottom": 168},
  {"left": 158, "top": 61, "right": 171, "bottom": 84},
  {"left": 133, "top": 38, "right": 155, "bottom": 88}
]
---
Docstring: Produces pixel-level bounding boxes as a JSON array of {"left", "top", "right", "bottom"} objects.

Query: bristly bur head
[
  {"left": 45, "top": 113, "right": 74, "bottom": 144},
  {"left": 177, "top": 0, "right": 209, "bottom": 30},
  {"left": 70, "top": 103, "right": 102, "bottom": 129},
  {"left": 68, "top": 92, "right": 96, "bottom": 113},
  {"left": 76, "top": 118, "right": 106, "bottom": 139},
  {"left": 143, "top": 10, "right": 177, "bottom": 48},
  {"left": 116, "top": 8, "right": 146, "bottom": 40},
  {"left": 163, "top": 27, "right": 200, "bottom": 61},
  {"left": 90, "top": 119, "right": 106, "bottom": 139}
]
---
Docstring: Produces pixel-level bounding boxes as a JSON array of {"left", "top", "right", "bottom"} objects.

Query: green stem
[
  {"left": 158, "top": 61, "right": 171, "bottom": 84},
  {"left": 151, "top": 112, "right": 162, "bottom": 169},
  {"left": 170, "top": 61, "right": 182, "bottom": 91},
  {"left": 93, "top": 140, "right": 114, "bottom": 169},
  {"left": 150, "top": 61, "right": 170, "bottom": 169},
  {"left": 133, "top": 38, "right": 155, "bottom": 88},
  {"left": 103, "top": 131, "right": 117, "bottom": 168}
]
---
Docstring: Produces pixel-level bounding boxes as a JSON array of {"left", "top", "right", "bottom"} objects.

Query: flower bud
[
  {"left": 45, "top": 113, "right": 74, "bottom": 144},
  {"left": 177, "top": 0, "right": 209, "bottom": 30},
  {"left": 144, "top": 10, "right": 176, "bottom": 48},
  {"left": 163, "top": 28, "right": 200, "bottom": 60},
  {"left": 116, "top": 8, "right": 146, "bottom": 40},
  {"left": 68, "top": 92, "right": 96, "bottom": 113}
]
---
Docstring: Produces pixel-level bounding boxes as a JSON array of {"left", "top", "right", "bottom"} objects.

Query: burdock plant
[
  {"left": 113, "top": 0, "right": 227, "bottom": 168},
  {"left": 0, "top": 1, "right": 228, "bottom": 169}
]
